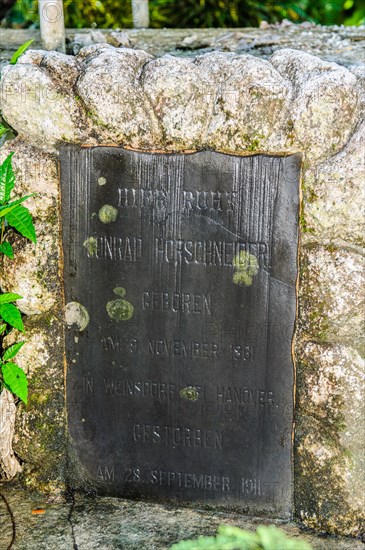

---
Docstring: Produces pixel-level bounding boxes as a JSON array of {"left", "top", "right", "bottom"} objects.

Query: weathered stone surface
[
  {"left": 0, "top": 485, "right": 363, "bottom": 550},
  {"left": 16, "top": 49, "right": 45, "bottom": 66},
  {"left": 18, "top": 50, "right": 80, "bottom": 93},
  {"left": 1, "top": 26, "right": 364, "bottom": 67},
  {"left": 0, "top": 140, "right": 60, "bottom": 315},
  {"left": 1, "top": 44, "right": 362, "bottom": 159},
  {"left": 0, "top": 390, "right": 22, "bottom": 478},
  {"left": 40, "top": 51, "right": 81, "bottom": 91},
  {"left": 302, "top": 122, "right": 365, "bottom": 246},
  {"left": 143, "top": 55, "right": 213, "bottom": 149},
  {"left": 76, "top": 47, "right": 161, "bottom": 148},
  {"left": 0, "top": 234, "right": 58, "bottom": 315},
  {"left": 0, "top": 138, "right": 64, "bottom": 489},
  {"left": 299, "top": 245, "right": 364, "bottom": 356},
  {"left": 271, "top": 49, "right": 360, "bottom": 161},
  {"left": 0, "top": 63, "right": 87, "bottom": 151},
  {"left": 4, "top": 314, "right": 66, "bottom": 492},
  {"left": 295, "top": 343, "right": 365, "bottom": 536},
  {"left": 197, "top": 52, "right": 293, "bottom": 152},
  {"left": 296, "top": 238, "right": 364, "bottom": 536},
  {"left": 350, "top": 65, "right": 365, "bottom": 120},
  {"left": 73, "top": 29, "right": 108, "bottom": 54},
  {"left": 0, "top": 139, "right": 59, "bottom": 218},
  {"left": 75, "top": 42, "right": 116, "bottom": 61}
]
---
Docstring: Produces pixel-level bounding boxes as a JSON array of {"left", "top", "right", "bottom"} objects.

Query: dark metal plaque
[{"left": 61, "top": 148, "right": 300, "bottom": 518}]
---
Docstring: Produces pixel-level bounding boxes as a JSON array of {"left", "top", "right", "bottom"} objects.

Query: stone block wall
[{"left": 0, "top": 36, "right": 363, "bottom": 535}]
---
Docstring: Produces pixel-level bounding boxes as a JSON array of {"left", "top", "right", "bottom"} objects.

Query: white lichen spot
[
  {"left": 98, "top": 176, "right": 107, "bottom": 186},
  {"left": 65, "top": 302, "right": 90, "bottom": 331},
  {"left": 74, "top": 336, "right": 79, "bottom": 344},
  {"left": 98, "top": 204, "right": 118, "bottom": 224}
]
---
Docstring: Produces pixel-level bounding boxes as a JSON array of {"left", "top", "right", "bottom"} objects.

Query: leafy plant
[
  {"left": 0, "top": 120, "right": 16, "bottom": 147},
  {"left": 170, "top": 525, "right": 313, "bottom": 550},
  {"left": 0, "top": 153, "right": 37, "bottom": 405},
  {"left": 10, "top": 38, "right": 34, "bottom": 64},
  {"left": 4, "top": 0, "right": 365, "bottom": 28},
  {"left": 0, "top": 39, "right": 33, "bottom": 146}
]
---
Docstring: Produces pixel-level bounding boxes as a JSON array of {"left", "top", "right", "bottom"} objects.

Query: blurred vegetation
[
  {"left": 3, "top": 0, "right": 365, "bottom": 28},
  {"left": 170, "top": 525, "right": 313, "bottom": 550}
]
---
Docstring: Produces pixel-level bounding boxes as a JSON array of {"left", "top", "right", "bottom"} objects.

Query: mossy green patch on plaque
[
  {"left": 180, "top": 386, "right": 199, "bottom": 401},
  {"left": 113, "top": 287, "right": 126, "bottom": 297},
  {"left": 98, "top": 204, "right": 118, "bottom": 224},
  {"left": 232, "top": 251, "right": 259, "bottom": 287},
  {"left": 106, "top": 289, "right": 134, "bottom": 321},
  {"left": 83, "top": 236, "right": 97, "bottom": 257}
]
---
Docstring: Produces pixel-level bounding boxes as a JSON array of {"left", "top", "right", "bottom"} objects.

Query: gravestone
[{"left": 61, "top": 147, "right": 300, "bottom": 517}]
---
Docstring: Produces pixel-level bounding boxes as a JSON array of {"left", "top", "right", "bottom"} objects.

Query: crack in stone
[
  {"left": 139, "top": 58, "right": 166, "bottom": 142},
  {"left": 0, "top": 492, "right": 16, "bottom": 550},
  {"left": 66, "top": 491, "right": 79, "bottom": 550},
  {"left": 0, "top": 389, "right": 22, "bottom": 478}
]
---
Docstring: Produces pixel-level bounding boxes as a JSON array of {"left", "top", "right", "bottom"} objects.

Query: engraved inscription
[
  {"left": 108, "top": 465, "right": 279, "bottom": 502},
  {"left": 148, "top": 339, "right": 219, "bottom": 359},
  {"left": 96, "top": 465, "right": 115, "bottom": 482},
  {"left": 118, "top": 187, "right": 238, "bottom": 215},
  {"left": 133, "top": 424, "right": 223, "bottom": 449},
  {"left": 216, "top": 386, "right": 275, "bottom": 405},
  {"left": 154, "top": 238, "right": 268, "bottom": 267},
  {"left": 62, "top": 148, "right": 300, "bottom": 516},
  {"left": 151, "top": 470, "right": 231, "bottom": 492},
  {"left": 142, "top": 291, "right": 212, "bottom": 315},
  {"left": 104, "top": 379, "right": 178, "bottom": 399},
  {"left": 85, "top": 236, "right": 143, "bottom": 261}
]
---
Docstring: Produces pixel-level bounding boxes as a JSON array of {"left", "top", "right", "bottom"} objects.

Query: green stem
[
  {"left": 0, "top": 218, "right": 5, "bottom": 245},
  {"left": 0, "top": 219, "right": 5, "bottom": 385}
]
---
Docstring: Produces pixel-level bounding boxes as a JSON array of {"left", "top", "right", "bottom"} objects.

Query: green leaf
[
  {"left": 0, "top": 242, "right": 14, "bottom": 258},
  {"left": 257, "top": 526, "right": 281, "bottom": 549},
  {"left": 170, "top": 536, "right": 218, "bottom": 549},
  {"left": 10, "top": 39, "right": 34, "bottom": 65},
  {"left": 5, "top": 205, "right": 36, "bottom": 243},
  {"left": 0, "top": 126, "right": 8, "bottom": 139},
  {"left": 1, "top": 362, "right": 28, "bottom": 404},
  {"left": 0, "top": 195, "right": 34, "bottom": 218},
  {"left": 3, "top": 342, "right": 25, "bottom": 361},
  {"left": 0, "top": 293, "right": 22, "bottom": 304},
  {"left": 256, "top": 525, "right": 313, "bottom": 550},
  {"left": 170, "top": 525, "right": 313, "bottom": 550},
  {"left": 0, "top": 153, "right": 15, "bottom": 204},
  {"left": 0, "top": 303, "right": 24, "bottom": 332},
  {"left": 0, "top": 324, "right": 7, "bottom": 335}
]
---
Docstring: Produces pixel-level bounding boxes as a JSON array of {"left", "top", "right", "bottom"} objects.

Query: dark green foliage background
[{"left": 4, "top": 0, "right": 365, "bottom": 29}]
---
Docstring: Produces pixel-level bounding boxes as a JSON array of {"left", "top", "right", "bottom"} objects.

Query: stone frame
[{"left": 0, "top": 44, "right": 363, "bottom": 536}]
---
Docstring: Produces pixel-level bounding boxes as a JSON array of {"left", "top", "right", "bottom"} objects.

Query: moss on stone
[
  {"left": 294, "top": 344, "right": 364, "bottom": 536},
  {"left": 6, "top": 309, "right": 67, "bottom": 493}
]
